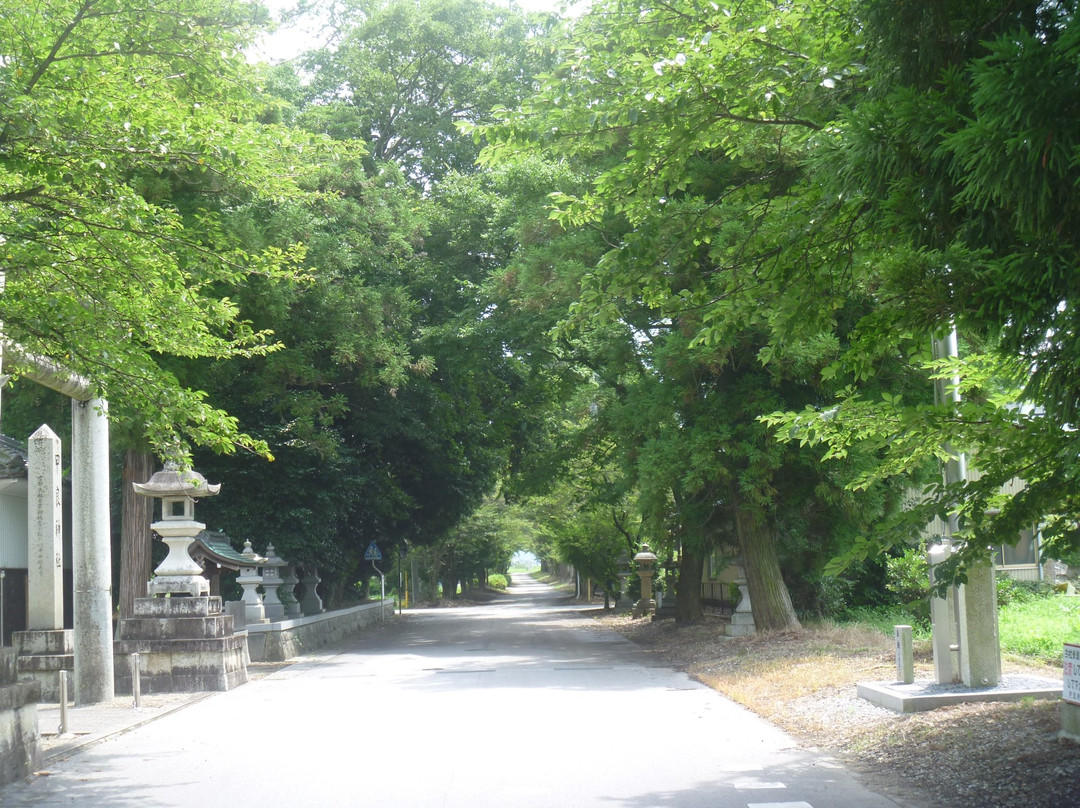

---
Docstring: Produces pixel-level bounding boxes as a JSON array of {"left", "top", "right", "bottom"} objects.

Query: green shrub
[
  {"left": 885, "top": 546, "right": 929, "bottom": 602},
  {"left": 487, "top": 573, "right": 508, "bottom": 591},
  {"left": 997, "top": 576, "right": 1054, "bottom": 607}
]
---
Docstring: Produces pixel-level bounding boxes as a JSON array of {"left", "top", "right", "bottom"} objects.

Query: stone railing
[{"left": 243, "top": 599, "right": 394, "bottom": 662}]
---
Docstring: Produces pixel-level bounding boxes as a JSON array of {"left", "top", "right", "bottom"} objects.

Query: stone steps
[{"left": 12, "top": 629, "right": 73, "bottom": 702}]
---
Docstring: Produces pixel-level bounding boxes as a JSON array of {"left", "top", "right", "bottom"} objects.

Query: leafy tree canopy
[{"left": 0, "top": 0, "right": 337, "bottom": 459}]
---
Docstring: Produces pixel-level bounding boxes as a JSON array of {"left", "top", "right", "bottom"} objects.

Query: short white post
[
  {"left": 58, "top": 670, "right": 69, "bottom": 736},
  {"left": 131, "top": 653, "right": 142, "bottom": 710},
  {"left": 894, "top": 625, "right": 914, "bottom": 684}
]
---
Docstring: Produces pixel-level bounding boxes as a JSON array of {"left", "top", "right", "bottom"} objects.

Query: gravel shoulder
[{"left": 595, "top": 612, "right": 1080, "bottom": 808}]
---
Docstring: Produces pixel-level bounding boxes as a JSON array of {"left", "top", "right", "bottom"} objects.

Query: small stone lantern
[
  {"left": 632, "top": 543, "right": 659, "bottom": 618},
  {"left": 237, "top": 539, "right": 268, "bottom": 624},
  {"left": 260, "top": 543, "right": 286, "bottom": 622},
  {"left": 133, "top": 462, "right": 221, "bottom": 598}
]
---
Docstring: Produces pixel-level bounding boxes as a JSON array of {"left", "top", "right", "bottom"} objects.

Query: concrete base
[
  {"left": 114, "top": 596, "right": 248, "bottom": 694},
  {"left": 247, "top": 600, "right": 394, "bottom": 662},
  {"left": 631, "top": 598, "right": 656, "bottom": 619},
  {"left": 0, "top": 648, "right": 42, "bottom": 787},
  {"left": 858, "top": 674, "right": 1061, "bottom": 713},
  {"left": 12, "top": 629, "right": 74, "bottom": 702},
  {"left": 726, "top": 612, "right": 756, "bottom": 637}
]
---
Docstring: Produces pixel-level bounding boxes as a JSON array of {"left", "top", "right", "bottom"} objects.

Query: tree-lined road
[{"left": 1, "top": 576, "right": 913, "bottom": 807}]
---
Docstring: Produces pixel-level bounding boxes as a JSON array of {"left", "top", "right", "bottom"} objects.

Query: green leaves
[{"left": 0, "top": 0, "right": 329, "bottom": 458}]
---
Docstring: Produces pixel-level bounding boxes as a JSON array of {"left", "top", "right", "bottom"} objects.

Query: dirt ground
[{"left": 594, "top": 612, "right": 1080, "bottom": 808}]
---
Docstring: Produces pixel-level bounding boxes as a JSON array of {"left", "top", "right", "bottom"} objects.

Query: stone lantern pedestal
[
  {"left": 632, "top": 544, "right": 658, "bottom": 618},
  {"left": 114, "top": 465, "right": 248, "bottom": 694},
  {"left": 728, "top": 579, "right": 756, "bottom": 636}
]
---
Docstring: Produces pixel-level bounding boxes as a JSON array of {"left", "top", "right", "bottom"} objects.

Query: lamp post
[{"left": 632, "top": 544, "right": 658, "bottom": 618}]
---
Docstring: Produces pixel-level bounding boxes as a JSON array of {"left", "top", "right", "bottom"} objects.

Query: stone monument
[
  {"left": 114, "top": 464, "right": 248, "bottom": 693},
  {"left": 13, "top": 425, "right": 75, "bottom": 701}
]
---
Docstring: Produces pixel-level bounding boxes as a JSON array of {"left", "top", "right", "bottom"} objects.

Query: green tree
[
  {"left": 767, "top": 0, "right": 1080, "bottom": 575},
  {"left": 296, "top": 0, "right": 553, "bottom": 184},
  {"left": 479, "top": 0, "right": 871, "bottom": 629},
  {"left": 0, "top": 0, "right": 326, "bottom": 458}
]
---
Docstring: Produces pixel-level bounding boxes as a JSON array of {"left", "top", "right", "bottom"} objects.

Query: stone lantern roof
[{"left": 132, "top": 462, "right": 221, "bottom": 499}]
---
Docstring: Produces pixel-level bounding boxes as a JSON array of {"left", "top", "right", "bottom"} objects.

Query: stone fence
[{"left": 242, "top": 599, "right": 395, "bottom": 662}]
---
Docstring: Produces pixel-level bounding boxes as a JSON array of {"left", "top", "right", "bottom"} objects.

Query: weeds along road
[{"left": 1, "top": 575, "right": 917, "bottom": 808}]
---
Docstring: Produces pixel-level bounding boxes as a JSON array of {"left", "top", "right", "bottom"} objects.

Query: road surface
[{"left": 1, "top": 575, "right": 912, "bottom": 807}]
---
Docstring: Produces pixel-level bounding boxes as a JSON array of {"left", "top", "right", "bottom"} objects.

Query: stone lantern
[
  {"left": 237, "top": 540, "right": 268, "bottom": 624},
  {"left": 133, "top": 462, "right": 221, "bottom": 598},
  {"left": 260, "top": 544, "right": 286, "bottom": 622},
  {"left": 632, "top": 543, "right": 658, "bottom": 618}
]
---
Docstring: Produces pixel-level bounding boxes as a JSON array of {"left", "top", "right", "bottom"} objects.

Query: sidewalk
[
  {"left": 35, "top": 691, "right": 211, "bottom": 764},
  {"left": 32, "top": 658, "right": 307, "bottom": 765}
]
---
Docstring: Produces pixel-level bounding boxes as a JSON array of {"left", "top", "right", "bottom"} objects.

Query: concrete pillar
[
  {"left": 928, "top": 542, "right": 959, "bottom": 684},
  {"left": 71, "top": 398, "right": 114, "bottom": 704},
  {"left": 27, "top": 425, "right": 63, "bottom": 630},
  {"left": 958, "top": 555, "right": 1001, "bottom": 687}
]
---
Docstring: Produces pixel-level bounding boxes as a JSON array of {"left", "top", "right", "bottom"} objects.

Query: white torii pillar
[{"left": 3, "top": 342, "right": 114, "bottom": 703}]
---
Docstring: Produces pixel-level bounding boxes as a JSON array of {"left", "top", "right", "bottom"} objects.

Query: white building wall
[{"left": 0, "top": 489, "right": 29, "bottom": 569}]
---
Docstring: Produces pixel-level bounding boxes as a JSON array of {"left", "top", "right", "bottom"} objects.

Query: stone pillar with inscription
[
  {"left": 27, "top": 425, "right": 63, "bottom": 630},
  {"left": 13, "top": 425, "right": 75, "bottom": 702}
]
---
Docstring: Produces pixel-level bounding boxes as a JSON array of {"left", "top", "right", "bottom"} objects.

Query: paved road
[{"left": 2, "top": 575, "right": 911, "bottom": 807}]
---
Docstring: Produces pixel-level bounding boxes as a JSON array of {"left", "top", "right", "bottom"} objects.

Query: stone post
[
  {"left": 300, "top": 568, "right": 324, "bottom": 615},
  {"left": 958, "top": 555, "right": 1001, "bottom": 687},
  {"left": 27, "top": 425, "right": 63, "bottom": 630},
  {"left": 71, "top": 398, "right": 114, "bottom": 704},
  {"left": 894, "top": 625, "right": 915, "bottom": 684}
]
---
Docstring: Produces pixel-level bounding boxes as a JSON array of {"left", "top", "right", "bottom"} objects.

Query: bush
[
  {"left": 997, "top": 576, "right": 1053, "bottom": 607},
  {"left": 487, "top": 573, "right": 508, "bottom": 591}
]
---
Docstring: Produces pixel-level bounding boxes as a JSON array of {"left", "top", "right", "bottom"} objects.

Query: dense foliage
[{"left": 6, "top": 0, "right": 1077, "bottom": 619}]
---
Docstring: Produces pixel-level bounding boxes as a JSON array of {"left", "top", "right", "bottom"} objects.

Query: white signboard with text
[{"left": 1064, "top": 643, "right": 1080, "bottom": 706}]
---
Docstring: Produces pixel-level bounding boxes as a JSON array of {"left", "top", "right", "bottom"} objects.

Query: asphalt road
[{"left": 1, "top": 575, "right": 911, "bottom": 807}]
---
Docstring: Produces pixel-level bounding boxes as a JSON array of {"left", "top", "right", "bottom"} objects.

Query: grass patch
[
  {"left": 833, "top": 593, "right": 1080, "bottom": 664},
  {"left": 999, "top": 594, "right": 1080, "bottom": 662},
  {"left": 834, "top": 605, "right": 932, "bottom": 641}
]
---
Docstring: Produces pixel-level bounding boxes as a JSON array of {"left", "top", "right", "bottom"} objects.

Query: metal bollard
[
  {"left": 131, "top": 652, "right": 142, "bottom": 710},
  {"left": 58, "top": 670, "right": 69, "bottom": 736}
]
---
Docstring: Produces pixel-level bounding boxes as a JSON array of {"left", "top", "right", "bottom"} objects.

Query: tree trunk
[
  {"left": 732, "top": 492, "right": 800, "bottom": 632},
  {"left": 119, "top": 450, "right": 155, "bottom": 620},
  {"left": 674, "top": 544, "right": 705, "bottom": 624}
]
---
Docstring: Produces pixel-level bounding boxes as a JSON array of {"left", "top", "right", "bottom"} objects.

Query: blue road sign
[{"left": 364, "top": 541, "right": 382, "bottom": 561}]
